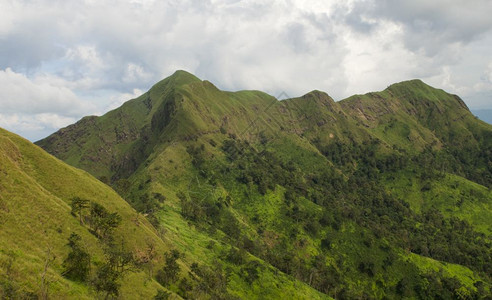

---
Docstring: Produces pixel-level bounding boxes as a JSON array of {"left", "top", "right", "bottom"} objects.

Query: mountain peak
[
  {"left": 150, "top": 69, "right": 201, "bottom": 92},
  {"left": 171, "top": 69, "right": 199, "bottom": 79},
  {"left": 385, "top": 78, "right": 470, "bottom": 112},
  {"left": 385, "top": 79, "right": 431, "bottom": 92},
  {"left": 168, "top": 69, "right": 201, "bottom": 84},
  {"left": 301, "top": 90, "right": 335, "bottom": 104}
]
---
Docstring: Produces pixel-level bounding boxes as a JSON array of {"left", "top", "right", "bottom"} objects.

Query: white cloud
[
  {"left": 0, "top": 68, "right": 93, "bottom": 116},
  {"left": 481, "top": 62, "right": 492, "bottom": 84},
  {"left": 123, "top": 63, "right": 152, "bottom": 84},
  {"left": 0, "top": 113, "right": 77, "bottom": 141},
  {"left": 0, "top": 0, "right": 491, "bottom": 141},
  {"left": 106, "top": 88, "right": 145, "bottom": 111},
  {"left": 65, "top": 45, "right": 107, "bottom": 73}
]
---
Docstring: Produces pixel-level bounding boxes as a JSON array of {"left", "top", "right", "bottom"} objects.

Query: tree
[
  {"left": 139, "top": 193, "right": 161, "bottom": 214},
  {"left": 221, "top": 212, "right": 241, "bottom": 240},
  {"left": 188, "top": 261, "right": 229, "bottom": 298},
  {"left": 71, "top": 197, "right": 89, "bottom": 225},
  {"left": 154, "top": 290, "right": 171, "bottom": 300},
  {"left": 156, "top": 250, "right": 181, "bottom": 286},
  {"left": 104, "top": 240, "right": 135, "bottom": 274},
  {"left": 135, "top": 241, "right": 157, "bottom": 279},
  {"left": 62, "top": 233, "right": 90, "bottom": 282},
  {"left": 92, "top": 263, "right": 120, "bottom": 299},
  {"left": 241, "top": 261, "right": 260, "bottom": 285},
  {"left": 92, "top": 240, "right": 132, "bottom": 299},
  {"left": 114, "top": 179, "right": 131, "bottom": 196},
  {"left": 40, "top": 246, "right": 56, "bottom": 300},
  {"left": 89, "top": 202, "right": 122, "bottom": 239},
  {"left": 99, "top": 176, "right": 110, "bottom": 184}
]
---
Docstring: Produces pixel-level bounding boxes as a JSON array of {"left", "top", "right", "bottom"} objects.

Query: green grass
[
  {"left": 31, "top": 71, "right": 492, "bottom": 298},
  {"left": 404, "top": 252, "right": 481, "bottom": 291},
  {"left": 0, "top": 128, "right": 174, "bottom": 299},
  {"left": 384, "top": 170, "right": 491, "bottom": 234}
]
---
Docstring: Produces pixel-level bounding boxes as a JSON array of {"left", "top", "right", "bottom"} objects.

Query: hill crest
[{"left": 23, "top": 71, "right": 492, "bottom": 298}]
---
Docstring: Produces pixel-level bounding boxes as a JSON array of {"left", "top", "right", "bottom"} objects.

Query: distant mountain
[
  {"left": 472, "top": 109, "right": 492, "bottom": 124},
  {"left": 34, "top": 71, "right": 492, "bottom": 298}
]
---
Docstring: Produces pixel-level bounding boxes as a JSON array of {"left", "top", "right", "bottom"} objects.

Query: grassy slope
[
  {"left": 340, "top": 80, "right": 492, "bottom": 151},
  {"left": 35, "top": 70, "right": 202, "bottom": 180},
  {"left": 134, "top": 79, "right": 492, "bottom": 296},
  {"left": 34, "top": 72, "right": 492, "bottom": 298},
  {"left": 130, "top": 132, "right": 490, "bottom": 298},
  {"left": 131, "top": 140, "right": 329, "bottom": 299},
  {"left": 37, "top": 75, "right": 491, "bottom": 178},
  {"left": 3, "top": 125, "right": 327, "bottom": 298},
  {"left": 384, "top": 170, "right": 491, "bottom": 234},
  {"left": 0, "top": 128, "right": 173, "bottom": 299}
]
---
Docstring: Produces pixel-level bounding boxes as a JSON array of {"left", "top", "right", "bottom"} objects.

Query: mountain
[
  {"left": 1, "top": 127, "right": 322, "bottom": 300},
  {"left": 0, "top": 127, "right": 172, "bottom": 298},
  {"left": 36, "top": 71, "right": 491, "bottom": 298}
]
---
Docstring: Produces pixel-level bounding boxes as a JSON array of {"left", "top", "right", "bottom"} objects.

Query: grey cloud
[
  {"left": 0, "top": 34, "right": 64, "bottom": 70},
  {"left": 379, "top": 0, "right": 492, "bottom": 40},
  {"left": 1, "top": 0, "right": 350, "bottom": 96},
  {"left": 0, "top": 0, "right": 491, "bottom": 141},
  {"left": 349, "top": 0, "right": 492, "bottom": 55}
]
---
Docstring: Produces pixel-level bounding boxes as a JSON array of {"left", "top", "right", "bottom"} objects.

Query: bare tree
[{"left": 40, "top": 246, "right": 56, "bottom": 300}]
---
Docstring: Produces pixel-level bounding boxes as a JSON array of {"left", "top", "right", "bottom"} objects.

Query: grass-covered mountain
[
  {"left": 0, "top": 107, "right": 326, "bottom": 299},
  {"left": 0, "top": 127, "right": 173, "bottom": 299},
  {"left": 36, "top": 70, "right": 492, "bottom": 299},
  {"left": 1, "top": 127, "right": 322, "bottom": 300}
]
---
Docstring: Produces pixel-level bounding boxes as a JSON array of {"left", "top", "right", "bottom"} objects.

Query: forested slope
[{"left": 36, "top": 71, "right": 492, "bottom": 298}]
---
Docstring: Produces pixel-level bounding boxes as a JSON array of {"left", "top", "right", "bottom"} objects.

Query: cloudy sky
[{"left": 1, "top": 0, "right": 491, "bottom": 141}]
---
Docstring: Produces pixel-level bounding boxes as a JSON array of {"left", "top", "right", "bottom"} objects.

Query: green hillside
[
  {"left": 35, "top": 71, "right": 492, "bottom": 298},
  {"left": 0, "top": 128, "right": 172, "bottom": 299},
  {"left": 0, "top": 128, "right": 324, "bottom": 299}
]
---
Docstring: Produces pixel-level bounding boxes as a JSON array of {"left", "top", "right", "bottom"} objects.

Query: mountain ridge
[
  {"left": 2, "top": 124, "right": 327, "bottom": 299},
  {"left": 32, "top": 70, "right": 492, "bottom": 298},
  {"left": 38, "top": 71, "right": 479, "bottom": 179}
]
